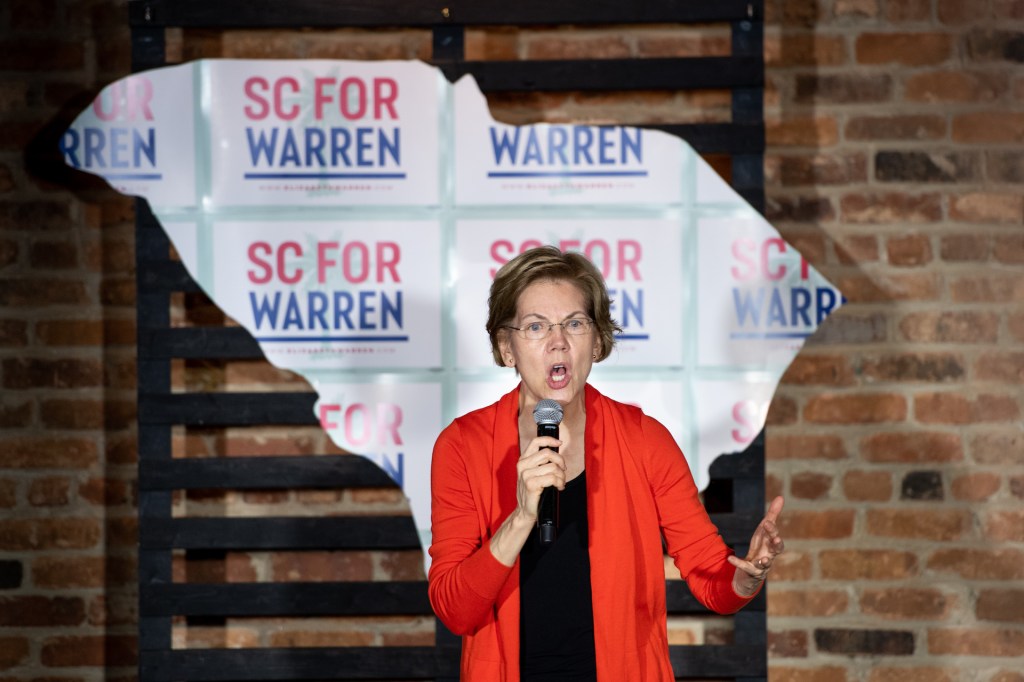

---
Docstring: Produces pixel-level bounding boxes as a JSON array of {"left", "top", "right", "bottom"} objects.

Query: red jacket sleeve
[
  {"left": 427, "top": 419, "right": 514, "bottom": 635},
  {"left": 641, "top": 415, "right": 760, "bottom": 614}
]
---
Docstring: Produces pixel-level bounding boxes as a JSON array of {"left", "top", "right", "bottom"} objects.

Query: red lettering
[
  {"left": 730, "top": 238, "right": 757, "bottom": 281},
  {"left": 274, "top": 77, "right": 300, "bottom": 120},
  {"left": 316, "top": 241, "right": 339, "bottom": 284},
  {"left": 247, "top": 242, "right": 273, "bottom": 284},
  {"left": 374, "top": 78, "right": 399, "bottom": 119},
  {"left": 278, "top": 241, "right": 303, "bottom": 284},
  {"left": 342, "top": 242, "right": 369, "bottom": 283},
  {"left": 243, "top": 77, "right": 270, "bottom": 120},
  {"left": 319, "top": 404, "right": 340, "bottom": 430},
  {"left": 489, "top": 239, "right": 515, "bottom": 278},
  {"left": 617, "top": 240, "right": 642, "bottom": 281},
  {"left": 762, "top": 238, "right": 787, "bottom": 281},
  {"left": 376, "top": 242, "right": 400, "bottom": 283},
  {"left": 340, "top": 78, "right": 367, "bottom": 120}
]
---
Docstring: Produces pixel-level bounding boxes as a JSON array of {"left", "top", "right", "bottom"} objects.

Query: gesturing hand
[{"left": 728, "top": 496, "right": 785, "bottom": 597}]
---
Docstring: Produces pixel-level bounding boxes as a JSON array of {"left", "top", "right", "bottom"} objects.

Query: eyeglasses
[{"left": 504, "top": 317, "right": 593, "bottom": 341}]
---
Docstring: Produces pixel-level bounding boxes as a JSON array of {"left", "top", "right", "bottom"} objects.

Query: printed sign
[
  {"left": 210, "top": 220, "right": 442, "bottom": 370},
  {"left": 453, "top": 77, "right": 685, "bottom": 205},
  {"left": 61, "top": 63, "right": 196, "bottom": 207},
  {"left": 208, "top": 60, "right": 442, "bottom": 207},
  {"left": 64, "top": 59, "right": 844, "bottom": 572},
  {"left": 454, "top": 219, "right": 686, "bottom": 368},
  {"left": 697, "top": 215, "right": 844, "bottom": 370}
]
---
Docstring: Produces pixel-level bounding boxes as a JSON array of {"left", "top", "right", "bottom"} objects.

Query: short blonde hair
[{"left": 486, "top": 245, "right": 622, "bottom": 367}]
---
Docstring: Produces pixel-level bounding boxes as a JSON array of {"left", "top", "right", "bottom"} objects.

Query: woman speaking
[{"left": 429, "top": 246, "right": 785, "bottom": 681}]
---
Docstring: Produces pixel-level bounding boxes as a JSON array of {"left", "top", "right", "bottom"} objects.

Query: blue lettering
[
  {"left": 110, "top": 128, "right": 129, "bottom": 168},
  {"left": 767, "top": 288, "right": 787, "bottom": 327},
  {"left": 282, "top": 293, "right": 304, "bottom": 329},
  {"left": 598, "top": 126, "right": 615, "bottom": 164},
  {"left": 732, "top": 287, "right": 764, "bottom": 327},
  {"left": 279, "top": 129, "right": 301, "bottom": 167},
  {"left": 548, "top": 127, "right": 569, "bottom": 165},
  {"left": 308, "top": 291, "right": 328, "bottom": 329},
  {"left": 817, "top": 287, "right": 839, "bottom": 324},
  {"left": 357, "top": 127, "right": 373, "bottom": 167},
  {"left": 250, "top": 291, "right": 282, "bottom": 330},
  {"left": 381, "top": 290, "right": 402, "bottom": 330},
  {"left": 791, "top": 288, "right": 812, "bottom": 326},
  {"left": 381, "top": 452, "right": 404, "bottom": 487},
  {"left": 522, "top": 128, "right": 543, "bottom": 165},
  {"left": 490, "top": 127, "right": 520, "bottom": 165},
  {"left": 334, "top": 291, "right": 355, "bottom": 329},
  {"left": 331, "top": 128, "right": 352, "bottom": 166},
  {"left": 60, "top": 130, "right": 80, "bottom": 166},
  {"left": 134, "top": 128, "right": 156, "bottom": 167},
  {"left": 573, "top": 126, "right": 594, "bottom": 164},
  {"left": 305, "top": 128, "right": 327, "bottom": 166},
  {"left": 621, "top": 127, "right": 642, "bottom": 163},
  {"left": 85, "top": 128, "right": 106, "bottom": 167},
  {"left": 246, "top": 127, "right": 278, "bottom": 166},
  {"left": 379, "top": 127, "right": 399, "bottom": 166},
  {"left": 358, "top": 290, "right": 375, "bottom": 329}
]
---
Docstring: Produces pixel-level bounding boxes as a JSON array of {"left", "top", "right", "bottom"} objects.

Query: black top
[{"left": 519, "top": 471, "right": 598, "bottom": 681}]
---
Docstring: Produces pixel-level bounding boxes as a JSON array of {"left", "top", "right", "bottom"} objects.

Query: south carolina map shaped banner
[{"left": 63, "top": 59, "right": 844, "bottom": 567}]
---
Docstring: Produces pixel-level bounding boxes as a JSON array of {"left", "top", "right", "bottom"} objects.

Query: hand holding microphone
[{"left": 533, "top": 399, "right": 563, "bottom": 545}]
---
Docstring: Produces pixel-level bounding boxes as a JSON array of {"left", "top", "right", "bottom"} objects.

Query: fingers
[{"left": 764, "top": 495, "right": 785, "bottom": 524}]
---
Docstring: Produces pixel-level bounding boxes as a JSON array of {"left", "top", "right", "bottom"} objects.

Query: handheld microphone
[{"left": 533, "top": 399, "right": 563, "bottom": 545}]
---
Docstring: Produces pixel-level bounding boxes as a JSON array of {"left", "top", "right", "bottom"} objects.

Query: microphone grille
[{"left": 533, "top": 399, "right": 563, "bottom": 425}]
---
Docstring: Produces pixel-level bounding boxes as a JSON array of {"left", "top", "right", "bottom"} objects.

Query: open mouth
[{"left": 548, "top": 363, "right": 569, "bottom": 387}]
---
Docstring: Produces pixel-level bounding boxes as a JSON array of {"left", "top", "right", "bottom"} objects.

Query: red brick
[
  {"left": 976, "top": 589, "right": 1024, "bottom": 622},
  {"left": 779, "top": 153, "right": 868, "bottom": 186},
  {"left": 860, "top": 588, "right": 951, "bottom": 620},
  {"left": 834, "top": 235, "right": 879, "bottom": 264},
  {"left": 766, "top": 395, "right": 799, "bottom": 426},
  {"left": 0, "top": 637, "right": 29, "bottom": 669},
  {"left": 951, "top": 274, "right": 1024, "bottom": 302},
  {"left": 937, "top": 0, "right": 974, "bottom": 23},
  {"left": 899, "top": 311, "right": 999, "bottom": 343},
  {"left": 270, "top": 551, "right": 374, "bottom": 582},
  {"left": 928, "top": 628, "right": 1024, "bottom": 656},
  {"left": 0, "top": 480, "right": 15, "bottom": 509},
  {"left": 79, "top": 478, "right": 133, "bottom": 507},
  {"left": 845, "top": 114, "right": 945, "bottom": 141},
  {"left": 1006, "top": 311, "right": 1024, "bottom": 342},
  {"left": 765, "top": 33, "right": 847, "bottom": 67},
  {"left": 795, "top": 74, "right": 893, "bottom": 104},
  {"left": 885, "top": 0, "right": 931, "bottom": 20},
  {"left": 2, "top": 437, "right": 98, "bottom": 468},
  {"left": 767, "top": 667, "right": 848, "bottom": 682},
  {"left": 971, "top": 431, "right": 1024, "bottom": 465},
  {"left": 950, "top": 193, "right": 1024, "bottom": 224},
  {"left": 951, "top": 472, "right": 1001, "bottom": 501},
  {"left": 0, "top": 278, "right": 89, "bottom": 307},
  {"left": 0, "top": 319, "right": 27, "bottom": 347},
  {"left": 0, "top": 400, "right": 32, "bottom": 428},
  {"left": 1011, "top": 475, "right": 1024, "bottom": 499},
  {"left": 840, "top": 192, "right": 942, "bottom": 224},
  {"left": 768, "top": 629, "right": 809, "bottom": 658},
  {"left": 994, "top": 234, "right": 1024, "bottom": 263},
  {"left": 843, "top": 470, "right": 893, "bottom": 501},
  {"left": 804, "top": 393, "right": 907, "bottom": 424},
  {"left": 791, "top": 472, "right": 832, "bottom": 500},
  {"left": 770, "top": 550, "right": 813, "bottom": 582},
  {"left": 767, "top": 116, "right": 840, "bottom": 147},
  {"left": 869, "top": 668, "right": 954, "bottom": 682},
  {"left": 780, "top": 355, "right": 856, "bottom": 385},
  {"left": 0, "top": 596, "right": 85, "bottom": 626},
  {"left": 29, "top": 240, "right": 79, "bottom": 269},
  {"left": 2, "top": 358, "right": 103, "bottom": 389},
  {"left": 940, "top": 233, "right": 991, "bottom": 261},
  {"left": 856, "top": 32, "right": 954, "bottom": 65},
  {"left": 269, "top": 629, "right": 374, "bottom": 647},
  {"left": 0, "top": 519, "right": 101, "bottom": 550},
  {"left": 769, "top": 589, "right": 849, "bottom": 616},
  {"left": 35, "top": 319, "right": 104, "bottom": 346},
  {"left": 929, "top": 549, "right": 1024, "bottom": 579},
  {"left": 779, "top": 509, "right": 855, "bottom": 539},
  {"left": 0, "top": 40, "right": 85, "bottom": 71},
  {"left": 984, "top": 511, "right": 1024, "bottom": 542},
  {"left": 867, "top": 508, "right": 969, "bottom": 541},
  {"left": 990, "top": 671, "right": 1024, "bottom": 682},
  {"left": 915, "top": 392, "right": 1019, "bottom": 424},
  {"left": 379, "top": 550, "right": 427, "bottom": 580},
  {"left": 40, "top": 635, "right": 137, "bottom": 667},
  {"left": 33, "top": 556, "right": 134, "bottom": 589},
  {"left": 861, "top": 353, "right": 965, "bottom": 382},
  {"left": 953, "top": 112, "right": 1024, "bottom": 143},
  {"left": 27, "top": 477, "right": 71, "bottom": 507},
  {"left": 886, "top": 234, "right": 932, "bottom": 266},
  {"left": 636, "top": 33, "right": 731, "bottom": 58},
  {"left": 905, "top": 70, "right": 1008, "bottom": 103},
  {"left": 834, "top": 273, "right": 939, "bottom": 302},
  {"left": 766, "top": 195, "right": 836, "bottom": 223},
  {"left": 766, "top": 473, "right": 784, "bottom": 500},
  {"left": 525, "top": 35, "right": 631, "bottom": 60},
  {"left": 975, "top": 352, "right": 1024, "bottom": 383}
]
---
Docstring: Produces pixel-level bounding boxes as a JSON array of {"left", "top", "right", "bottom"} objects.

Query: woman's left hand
[{"left": 728, "top": 495, "right": 785, "bottom": 597}]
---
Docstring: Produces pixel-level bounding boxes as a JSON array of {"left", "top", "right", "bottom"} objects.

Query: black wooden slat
[
  {"left": 648, "top": 123, "right": 764, "bottom": 155},
  {"left": 137, "top": 392, "right": 319, "bottom": 426},
  {"left": 139, "top": 327, "right": 262, "bottom": 360},
  {"left": 138, "top": 259, "right": 201, "bottom": 293},
  {"left": 139, "top": 517, "right": 422, "bottom": 550},
  {"left": 139, "top": 647, "right": 457, "bottom": 681},
  {"left": 665, "top": 581, "right": 765, "bottom": 615},
  {"left": 439, "top": 57, "right": 763, "bottom": 92},
  {"left": 140, "top": 455, "right": 396, "bottom": 491},
  {"left": 708, "top": 512, "right": 760, "bottom": 545},
  {"left": 669, "top": 645, "right": 766, "bottom": 678},
  {"left": 141, "top": 581, "right": 430, "bottom": 617},
  {"left": 130, "top": 0, "right": 759, "bottom": 28}
]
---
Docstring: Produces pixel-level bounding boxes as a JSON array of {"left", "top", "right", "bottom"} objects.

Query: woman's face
[{"left": 499, "top": 278, "right": 599, "bottom": 414}]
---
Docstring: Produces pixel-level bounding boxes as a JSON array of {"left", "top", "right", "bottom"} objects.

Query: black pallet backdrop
[{"left": 130, "top": 1, "right": 766, "bottom": 679}]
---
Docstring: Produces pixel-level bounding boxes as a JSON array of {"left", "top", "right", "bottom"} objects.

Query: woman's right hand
[{"left": 515, "top": 436, "right": 566, "bottom": 520}]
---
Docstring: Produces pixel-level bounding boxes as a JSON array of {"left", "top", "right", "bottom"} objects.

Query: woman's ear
[{"left": 498, "top": 329, "right": 514, "bottom": 367}]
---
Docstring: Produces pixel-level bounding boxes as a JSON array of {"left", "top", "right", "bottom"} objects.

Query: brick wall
[{"left": 2, "top": 0, "right": 1022, "bottom": 680}]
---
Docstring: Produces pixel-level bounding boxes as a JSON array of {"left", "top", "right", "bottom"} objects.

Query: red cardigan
[{"left": 428, "top": 384, "right": 757, "bottom": 681}]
